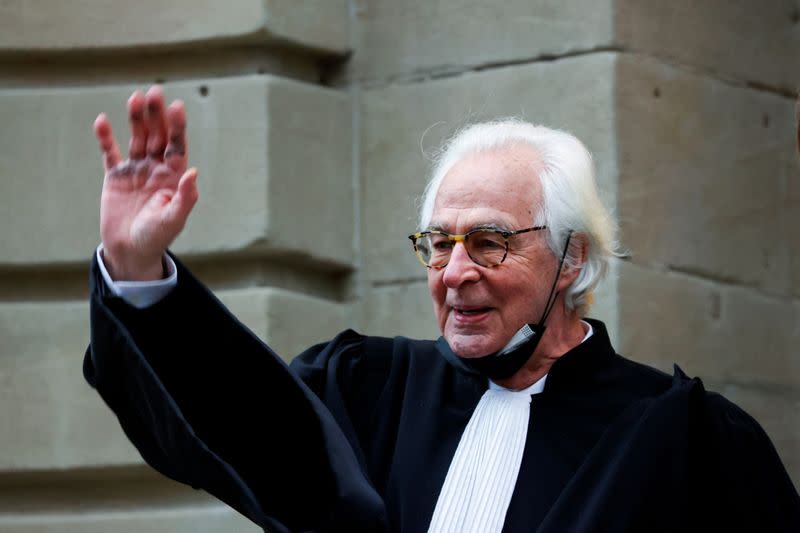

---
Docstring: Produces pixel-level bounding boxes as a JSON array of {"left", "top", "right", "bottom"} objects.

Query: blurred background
[{"left": 0, "top": 1, "right": 798, "bottom": 531}]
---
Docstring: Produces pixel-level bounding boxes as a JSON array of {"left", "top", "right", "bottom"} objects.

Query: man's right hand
[{"left": 95, "top": 85, "right": 199, "bottom": 281}]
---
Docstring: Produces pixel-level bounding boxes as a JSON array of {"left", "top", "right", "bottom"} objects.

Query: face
[{"left": 427, "top": 144, "right": 558, "bottom": 357}]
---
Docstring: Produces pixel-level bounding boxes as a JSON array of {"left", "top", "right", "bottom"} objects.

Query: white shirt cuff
[{"left": 96, "top": 245, "right": 178, "bottom": 309}]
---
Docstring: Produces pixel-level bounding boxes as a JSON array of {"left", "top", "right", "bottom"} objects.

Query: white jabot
[
  {"left": 427, "top": 321, "right": 592, "bottom": 533},
  {"left": 427, "top": 376, "right": 546, "bottom": 533},
  {"left": 96, "top": 245, "right": 178, "bottom": 309}
]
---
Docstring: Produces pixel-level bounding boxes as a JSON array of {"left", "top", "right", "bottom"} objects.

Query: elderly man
[{"left": 85, "top": 86, "right": 800, "bottom": 532}]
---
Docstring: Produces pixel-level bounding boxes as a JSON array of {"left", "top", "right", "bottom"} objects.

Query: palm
[
  {"left": 101, "top": 160, "right": 182, "bottom": 253},
  {"left": 94, "top": 87, "right": 198, "bottom": 280}
]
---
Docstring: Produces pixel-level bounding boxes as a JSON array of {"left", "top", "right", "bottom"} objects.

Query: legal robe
[{"left": 84, "top": 254, "right": 800, "bottom": 532}]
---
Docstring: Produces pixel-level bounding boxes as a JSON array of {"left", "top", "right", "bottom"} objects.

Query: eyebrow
[{"left": 426, "top": 222, "right": 511, "bottom": 233}]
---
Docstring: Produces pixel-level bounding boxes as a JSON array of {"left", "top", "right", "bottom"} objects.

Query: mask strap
[{"left": 537, "top": 230, "right": 573, "bottom": 325}]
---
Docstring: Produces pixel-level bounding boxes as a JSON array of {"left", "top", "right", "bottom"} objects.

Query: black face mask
[{"left": 435, "top": 232, "right": 573, "bottom": 381}]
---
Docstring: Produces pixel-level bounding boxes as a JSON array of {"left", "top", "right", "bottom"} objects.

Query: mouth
[{"left": 451, "top": 306, "right": 493, "bottom": 323}]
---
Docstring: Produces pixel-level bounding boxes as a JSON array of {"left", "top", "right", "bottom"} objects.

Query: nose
[{"left": 441, "top": 241, "right": 481, "bottom": 288}]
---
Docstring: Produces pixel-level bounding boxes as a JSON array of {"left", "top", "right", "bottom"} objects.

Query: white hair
[{"left": 418, "top": 118, "right": 619, "bottom": 316}]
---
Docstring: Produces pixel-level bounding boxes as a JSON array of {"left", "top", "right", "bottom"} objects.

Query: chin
[{"left": 444, "top": 331, "right": 503, "bottom": 359}]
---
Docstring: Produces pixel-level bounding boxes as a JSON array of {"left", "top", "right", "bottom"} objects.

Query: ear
[{"left": 557, "top": 233, "right": 588, "bottom": 291}]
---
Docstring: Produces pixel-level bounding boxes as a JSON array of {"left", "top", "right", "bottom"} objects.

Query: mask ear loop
[{"left": 536, "top": 230, "right": 573, "bottom": 326}]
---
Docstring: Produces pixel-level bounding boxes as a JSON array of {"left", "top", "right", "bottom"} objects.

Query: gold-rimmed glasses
[{"left": 408, "top": 226, "right": 547, "bottom": 269}]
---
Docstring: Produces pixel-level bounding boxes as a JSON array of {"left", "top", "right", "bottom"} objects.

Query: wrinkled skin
[{"left": 95, "top": 86, "right": 199, "bottom": 281}]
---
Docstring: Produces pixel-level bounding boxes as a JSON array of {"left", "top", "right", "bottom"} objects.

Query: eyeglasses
[{"left": 408, "top": 226, "right": 547, "bottom": 269}]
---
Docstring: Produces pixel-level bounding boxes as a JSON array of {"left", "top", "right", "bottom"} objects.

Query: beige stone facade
[{"left": 0, "top": 1, "right": 797, "bottom": 529}]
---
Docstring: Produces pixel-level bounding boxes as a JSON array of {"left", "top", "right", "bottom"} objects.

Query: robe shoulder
[
  {"left": 291, "top": 329, "right": 446, "bottom": 406},
  {"left": 533, "top": 364, "right": 800, "bottom": 532}
]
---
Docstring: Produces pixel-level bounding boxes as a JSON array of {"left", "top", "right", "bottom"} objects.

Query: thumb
[{"left": 163, "top": 167, "right": 199, "bottom": 230}]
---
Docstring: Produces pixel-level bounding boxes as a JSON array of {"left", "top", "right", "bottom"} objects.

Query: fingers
[
  {"left": 164, "top": 100, "right": 188, "bottom": 173},
  {"left": 145, "top": 86, "right": 168, "bottom": 160},
  {"left": 164, "top": 168, "right": 199, "bottom": 229},
  {"left": 94, "top": 113, "right": 122, "bottom": 171},
  {"left": 128, "top": 91, "right": 148, "bottom": 159},
  {"left": 126, "top": 86, "right": 185, "bottom": 165}
]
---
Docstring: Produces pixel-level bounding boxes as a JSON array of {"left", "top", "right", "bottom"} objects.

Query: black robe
[{"left": 84, "top": 254, "right": 800, "bottom": 532}]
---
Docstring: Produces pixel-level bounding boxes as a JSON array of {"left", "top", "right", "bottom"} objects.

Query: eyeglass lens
[{"left": 415, "top": 230, "right": 507, "bottom": 267}]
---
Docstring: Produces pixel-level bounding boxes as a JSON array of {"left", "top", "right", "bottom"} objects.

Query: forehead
[{"left": 431, "top": 144, "right": 542, "bottom": 231}]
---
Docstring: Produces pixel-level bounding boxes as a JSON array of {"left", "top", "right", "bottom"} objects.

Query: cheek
[{"left": 495, "top": 268, "right": 544, "bottom": 316}]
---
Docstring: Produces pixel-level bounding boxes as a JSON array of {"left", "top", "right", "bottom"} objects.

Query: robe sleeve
[
  {"left": 289, "top": 330, "right": 400, "bottom": 493},
  {"left": 83, "top": 252, "right": 387, "bottom": 533}
]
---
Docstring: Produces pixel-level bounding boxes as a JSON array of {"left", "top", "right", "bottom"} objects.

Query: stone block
[
  {"left": 617, "top": 261, "right": 800, "bottom": 387},
  {"left": 347, "top": 0, "right": 614, "bottom": 83},
  {"left": 0, "top": 0, "right": 348, "bottom": 55},
  {"left": 0, "top": 471, "right": 214, "bottom": 513},
  {"left": 788, "top": 161, "right": 800, "bottom": 299},
  {"left": 616, "top": 55, "right": 798, "bottom": 298},
  {"left": 0, "top": 75, "right": 353, "bottom": 269},
  {"left": 0, "top": 300, "right": 140, "bottom": 471},
  {"left": 360, "top": 282, "right": 440, "bottom": 340},
  {"left": 347, "top": 1, "right": 798, "bottom": 92},
  {"left": 264, "top": 0, "right": 349, "bottom": 55},
  {"left": 0, "top": 288, "right": 349, "bottom": 471},
  {"left": 361, "top": 53, "right": 618, "bottom": 284},
  {"left": 0, "top": 504, "right": 258, "bottom": 532},
  {"left": 218, "top": 287, "right": 352, "bottom": 361},
  {"left": 615, "top": 0, "right": 800, "bottom": 93}
]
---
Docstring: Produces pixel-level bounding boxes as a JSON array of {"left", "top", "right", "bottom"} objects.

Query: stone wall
[
  {"left": 0, "top": 1, "right": 797, "bottom": 529},
  {"left": 0, "top": 1, "right": 350, "bottom": 530}
]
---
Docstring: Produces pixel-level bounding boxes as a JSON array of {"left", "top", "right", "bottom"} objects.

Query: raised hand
[{"left": 95, "top": 86, "right": 199, "bottom": 281}]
